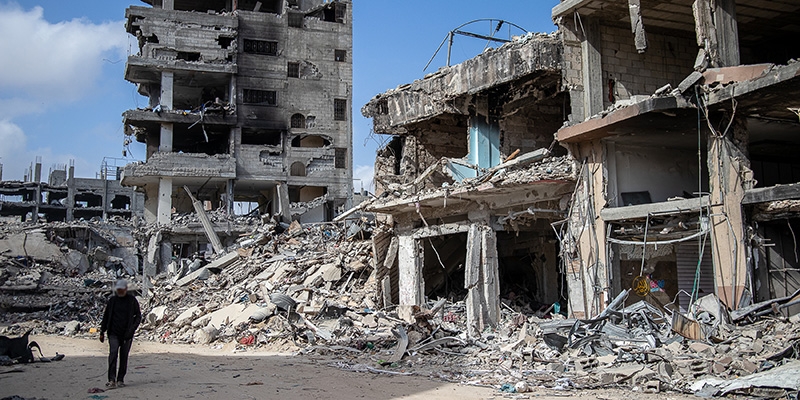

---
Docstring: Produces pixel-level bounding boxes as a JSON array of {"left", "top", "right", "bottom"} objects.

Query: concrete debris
[{"left": 5, "top": 211, "right": 800, "bottom": 397}]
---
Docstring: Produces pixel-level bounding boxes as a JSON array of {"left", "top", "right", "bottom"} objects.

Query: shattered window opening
[
  {"left": 177, "top": 51, "right": 201, "bottom": 62},
  {"left": 216, "top": 36, "right": 233, "bottom": 49},
  {"left": 241, "top": 128, "right": 281, "bottom": 146},
  {"left": 334, "top": 99, "right": 347, "bottom": 121},
  {"left": 335, "top": 147, "right": 347, "bottom": 169},
  {"left": 291, "top": 113, "right": 306, "bottom": 129},
  {"left": 243, "top": 89, "right": 277, "bottom": 106},
  {"left": 290, "top": 162, "right": 306, "bottom": 177},
  {"left": 243, "top": 39, "right": 278, "bottom": 56},
  {"left": 288, "top": 12, "right": 304, "bottom": 28},
  {"left": 334, "top": 49, "right": 346, "bottom": 62},
  {"left": 287, "top": 62, "right": 300, "bottom": 78},
  {"left": 237, "top": 0, "right": 281, "bottom": 13},
  {"left": 291, "top": 135, "right": 330, "bottom": 148}
]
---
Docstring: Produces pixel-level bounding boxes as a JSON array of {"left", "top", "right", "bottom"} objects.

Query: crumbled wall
[{"left": 560, "top": 19, "right": 696, "bottom": 121}]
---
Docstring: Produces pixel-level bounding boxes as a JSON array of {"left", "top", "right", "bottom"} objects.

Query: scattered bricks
[
  {"left": 689, "top": 342, "right": 715, "bottom": 357},
  {"left": 643, "top": 380, "right": 661, "bottom": 394},
  {"left": 665, "top": 341, "right": 683, "bottom": 354},
  {"left": 736, "top": 359, "right": 759, "bottom": 374},
  {"left": 711, "top": 361, "right": 727, "bottom": 374},
  {"left": 548, "top": 363, "right": 566, "bottom": 373},
  {"left": 597, "top": 354, "right": 616, "bottom": 365},
  {"left": 575, "top": 357, "right": 598, "bottom": 373},
  {"left": 752, "top": 339, "right": 764, "bottom": 354},
  {"left": 690, "top": 360, "right": 709, "bottom": 377},
  {"left": 716, "top": 355, "right": 733, "bottom": 366},
  {"left": 743, "top": 329, "right": 763, "bottom": 340},
  {"left": 600, "top": 365, "right": 645, "bottom": 384},
  {"left": 632, "top": 367, "right": 657, "bottom": 386},
  {"left": 657, "top": 361, "right": 674, "bottom": 379}
]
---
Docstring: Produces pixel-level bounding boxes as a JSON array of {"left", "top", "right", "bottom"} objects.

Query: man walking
[{"left": 100, "top": 279, "right": 141, "bottom": 388}]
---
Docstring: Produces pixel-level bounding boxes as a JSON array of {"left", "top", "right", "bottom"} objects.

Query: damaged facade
[
  {"left": 362, "top": 34, "right": 575, "bottom": 331},
  {"left": 0, "top": 159, "right": 144, "bottom": 223},
  {"left": 363, "top": 0, "right": 800, "bottom": 328},
  {"left": 121, "top": 0, "right": 353, "bottom": 226}
]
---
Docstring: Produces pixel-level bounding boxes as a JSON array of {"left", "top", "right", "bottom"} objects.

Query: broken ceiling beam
[
  {"left": 551, "top": 0, "right": 593, "bottom": 18},
  {"left": 600, "top": 196, "right": 710, "bottom": 221},
  {"left": 704, "top": 63, "right": 800, "bottom": 116},
  {"left": 556, "top": 96, "right": 695, "bottom": 143},
  {"left": 743, "top": 183, "right": 800, "bottom": 205},
  {"left": 487, "top": 148, "right": 550, "bottom": 173},
  {"left": 183, "top": 185, "right": 224, "bottom": 255},
  {"left": 175, "top": 251, "right": 240, "bottom": 287}
]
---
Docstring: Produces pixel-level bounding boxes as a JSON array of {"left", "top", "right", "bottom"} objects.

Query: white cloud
[
  {"left": 353, "top": 164, "right": 375, "bottom": 193},
  {"left": 0, "top": 119, "right": 91, "bottom": 181},
  {"left": 0, "top": 4, "right": 124, "bottom": 179},
  {"left": 0, "top": 119, "right": 26, "bottom": 160},
  {"left": 0, "top": 3, "right": 128, "bottom": 108}
]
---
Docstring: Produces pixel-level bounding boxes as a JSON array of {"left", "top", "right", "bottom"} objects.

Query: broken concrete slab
[{"left": 175, "top": 252, "right": 239, "bottom": 286}]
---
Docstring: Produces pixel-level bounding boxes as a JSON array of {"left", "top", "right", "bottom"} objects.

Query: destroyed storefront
[
  {"left": 363, "top": 33, "right": 577, "bottom": 333},
  {"left": 552, "top": 0, "right": 800, "bottom": 318}
]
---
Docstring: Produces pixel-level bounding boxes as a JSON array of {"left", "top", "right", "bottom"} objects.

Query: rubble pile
[
  {"left": 134, "top": 219, "right": 379, "bottom": 349},
  {"left": 6, "top": 215, "right": 800, "bottom": 397},
  {"left": 488, "top": 155, "right": 574, "bottom": 186},
  {"left": 311, "top": 291, "right": 800, "bottom": 397},
  {"left": 0, "top": 220, "right": 139, "bottom": 331}
]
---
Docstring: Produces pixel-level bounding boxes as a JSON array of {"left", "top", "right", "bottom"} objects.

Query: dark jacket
[{"left": 101, "top": 294, "right": 141, "bottom": 339}]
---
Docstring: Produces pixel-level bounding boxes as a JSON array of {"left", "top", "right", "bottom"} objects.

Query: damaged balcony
[
  {"left": 121, "top": 152, "right": 236, "bottom": 186},
  {"left": 362, "top": 33, "right": 562, "bottom": 133}
]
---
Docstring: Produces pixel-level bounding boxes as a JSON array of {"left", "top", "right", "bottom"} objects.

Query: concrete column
[
  {"left": 102, "top": 179, "right": 109, "bottom": 221},
  {"left": 464, "top": 220, "right": 501, "bottom": 337},
  {"left": 465, "top": 224, "right": 482, "bottom": 336},
  {"left": 581, "top": 17, "right": 604, "bottom": 120},
  {"left": 223, "top": 179, "right": 236, "bottom": 215},
  {"left": 34, "top": 162, "right": 42, "bottom": 182},
  {"left": 275, "top": 182, "right": 291, "bottom": 223},
  {"left": 66, "top": 165, "right": 75, "bottom": 222},
  {"left": 708, "top": 118, "right": 750, "bottom": 309},
  {"left": 566, "top": 140, "right": 610, "bottom": 319},
  {"left": 481, "top": 227, "right": 500, "bottom": 327},
  {"left": 157, "top": 177, "right": 173, "bottom": 225},
  {"left": 143, "top": 183, "right": 158, "bottom": 224},
  {"left": 714, "top": 0, "right": 740, "bottom": 66},
  {"left": 162, "top": 0, "right": 174, "bottom": 10},
  {"left": 160, "top": 123, "right": 173, "bottom": 153},
  {"left": 161, "top": 72, "right": 173, "bottom": 111},
  {"left": 397, "top": 231, "right": 424, "bottom": 322}
]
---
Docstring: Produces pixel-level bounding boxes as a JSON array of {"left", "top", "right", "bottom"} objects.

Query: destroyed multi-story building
[
  {"left": 0, "top": 159, "right": 144, "bottom": 223},
  {"left": 363, "top": 0, "right": 800, "bottom": 332},
  {"left": 121, "top": 0, "right": 353, "bottom": 228}
]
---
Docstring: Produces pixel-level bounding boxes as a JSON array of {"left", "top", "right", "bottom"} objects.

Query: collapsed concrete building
[
  {"left": 0, "top": 159, "right": 144, "bottom": 223},
  {"left": 121, "top": 0, "right": 353, "bottom": 227},
  {"left": 363, "top": 0, "right": 800, "bottom": 332}
]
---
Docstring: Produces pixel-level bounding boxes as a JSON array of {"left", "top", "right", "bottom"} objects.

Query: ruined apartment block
[
  {"left": 0, "top": 160, "right": 144, "bottom": 223},
  {"left": 364, "top": 0, "right": 800, "bottom": 330},
  {"left": 121, "top": 0, "right": 353, "bottom": 227}
]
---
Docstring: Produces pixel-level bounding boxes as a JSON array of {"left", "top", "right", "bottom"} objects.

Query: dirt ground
[{"left": 0, "top": 335, "right": 697, "bottom": 400}]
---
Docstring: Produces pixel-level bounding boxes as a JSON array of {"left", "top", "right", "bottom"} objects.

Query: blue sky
[{"left": 0, "top": 0, "right": 558, "bottom": 188}]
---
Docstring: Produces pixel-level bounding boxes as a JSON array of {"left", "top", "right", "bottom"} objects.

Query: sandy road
[{"left": 0, "top": 335, "right": 695, "bottom": 400}]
